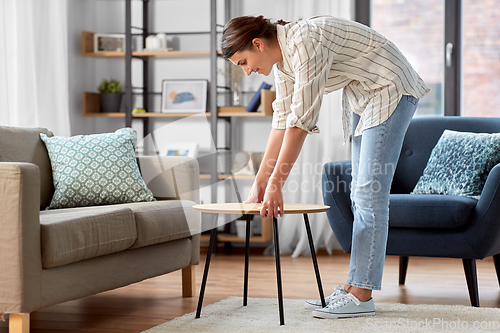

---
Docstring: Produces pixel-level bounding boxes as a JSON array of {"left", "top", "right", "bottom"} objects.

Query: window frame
[{"left": 355, "top": 0, "right": 462, "bottom": 116}]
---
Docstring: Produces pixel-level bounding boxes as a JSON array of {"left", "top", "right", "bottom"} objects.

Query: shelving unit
[
  {"left": 81, "top": 0, "right": 274, "bottom": 245},
  {"left": 82, "top": 31, "right": 215, "bottom": 58},
  {"left": 82, "top": 89, "right": 275, "bottom": 118}
]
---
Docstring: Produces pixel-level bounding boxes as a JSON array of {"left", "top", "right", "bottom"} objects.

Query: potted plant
[{"left": 98, "top": 78, "right": 122, "bottom": 113}]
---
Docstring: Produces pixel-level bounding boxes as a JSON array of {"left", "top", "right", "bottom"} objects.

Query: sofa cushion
[
  {"left": 0, "top": 126, "right": 54, "bottom": 209},
  {"left": 411, "top": 130, "right": 500, "bottom": 199},
  {"left": 118, "top": 200, "right": 201, "bottom": 249},
  {"left": 389, "top": 194, "right": 477, "bottom": 229},
  {"left": 40, "top": 128, "right": 156, "bottom": 209},
  {"left": 40, "top": 205, "right": 137, "bottom": 268}
]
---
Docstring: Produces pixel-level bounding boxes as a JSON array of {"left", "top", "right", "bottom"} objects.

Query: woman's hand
[
  {"left": 244, "top": 180, "right": 267, "bottom": 203},
  {"left": 260, "top": 179, "right": 284, "bottom": 218},
  {"left": 245, "top": 127, "right": 307, "bottom": 218}
]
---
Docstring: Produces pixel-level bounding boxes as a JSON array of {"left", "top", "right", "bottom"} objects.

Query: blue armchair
[{"left": 322, "top": 116, "right": 500, "bottom": 307}]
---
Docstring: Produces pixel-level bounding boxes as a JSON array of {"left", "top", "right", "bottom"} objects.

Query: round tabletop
[{"left": 192, "top": 203, "right": 330, "bottom": 215}]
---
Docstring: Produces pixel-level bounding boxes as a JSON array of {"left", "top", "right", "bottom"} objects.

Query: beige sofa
[{"left": 0, "top": 126, "right": 201, "bottom": 332}]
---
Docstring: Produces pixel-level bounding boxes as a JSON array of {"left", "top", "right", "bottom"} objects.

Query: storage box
[{"left": 94, "top": 33, "right": 125, "bottom": 53}]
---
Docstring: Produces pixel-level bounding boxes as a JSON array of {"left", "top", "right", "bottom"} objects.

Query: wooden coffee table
[{"left": 192, "top": 203, "right": 330, "bottom": 326}]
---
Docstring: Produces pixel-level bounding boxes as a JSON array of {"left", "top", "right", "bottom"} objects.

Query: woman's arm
[
  {"left": 261, "top": 127, "right": 308, "bottom": 217},
  {"left": 258, "top": 128, "right": 286, "bottom": 182},
  {"left": 245, "top": 128, "right": 285, "bottom": 203}
]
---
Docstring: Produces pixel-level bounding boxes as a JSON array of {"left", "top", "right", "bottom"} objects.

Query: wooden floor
[{"left": 1, "top": 251, "right": 499, "bottom": 333}]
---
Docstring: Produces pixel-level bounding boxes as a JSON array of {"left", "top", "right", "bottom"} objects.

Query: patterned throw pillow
[
  {"left": 411, "top": 130, "right": 500, "bottom": 199},
  {"left": 40, "top": 128, "right": 156, "bottom": 209}
]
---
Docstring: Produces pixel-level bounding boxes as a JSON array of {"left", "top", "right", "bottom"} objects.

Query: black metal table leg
[
  {"left": 196, "top": 213, "right": 219, "bottom": 319},
  {"left": 303, "top": 214, "right": 326, "bottom": 308},
  {"left": 243, "top": 214, "right": 251, "bottom": 306},
  {"left": 273, "top": 216, "right": 285, "bottom": 326}
]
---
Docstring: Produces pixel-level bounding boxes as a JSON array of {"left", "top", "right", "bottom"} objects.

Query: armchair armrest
[
  {"left": 464, "top": 163, "right": 500, "bottom": 258},
  {"left": 322, "top": 160, "right": 353, "bottom": 253},
  {"left": 137, "top": 156, "right": 200, "bottom": 203},
  {"left": 0, "top": 163, "right": 42, "bottom": 314}
]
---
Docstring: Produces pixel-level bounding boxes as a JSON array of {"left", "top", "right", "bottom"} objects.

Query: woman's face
[{"left": 229, "top": 38, "right": 275, "bottom": 76}]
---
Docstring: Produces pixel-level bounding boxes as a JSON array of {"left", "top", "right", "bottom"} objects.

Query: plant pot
[{"left": 100, "top": 93, "right": 122, "bottom": 113}]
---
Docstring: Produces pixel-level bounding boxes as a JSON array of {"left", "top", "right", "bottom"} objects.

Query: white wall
[{"left": 66, "top": 0, "right": 95, "bottom": 135}]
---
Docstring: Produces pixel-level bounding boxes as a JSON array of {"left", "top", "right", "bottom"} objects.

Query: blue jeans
[{"left": 346, "top": 95, "right": 418, "bottom": 290}]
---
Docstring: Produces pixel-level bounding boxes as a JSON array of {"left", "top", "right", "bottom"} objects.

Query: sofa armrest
[
  {"left": 137, "top": 156, "right": 200, "bottom": 203},
  {"left": 0, "top": 163, "right": 42, "bottom": 314}
]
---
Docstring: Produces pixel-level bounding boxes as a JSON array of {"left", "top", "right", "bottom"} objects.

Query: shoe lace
[
  {"left": 327, "top": 293, "right": 360, "bottom": 310},
  {"left": 326, "top": 285, "right": 347, "bottom": 305}
]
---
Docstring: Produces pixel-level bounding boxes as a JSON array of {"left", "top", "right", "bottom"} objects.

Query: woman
[{"left": 221, "top": 15, "right": 429, "bottom": 319}]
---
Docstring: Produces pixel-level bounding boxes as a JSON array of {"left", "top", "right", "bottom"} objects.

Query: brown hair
[{"left": 221, "top": 15, "right": 289, "bottom": 59}]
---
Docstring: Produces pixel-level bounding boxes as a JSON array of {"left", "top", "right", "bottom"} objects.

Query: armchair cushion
[
  {"left": 40, "top": 128, "right": 156, "bottom": 209},
  {"left": 411, "top": 130, "right": 500, "bottom": 199},
  {"left": 389, "top": 194, "right": 477, "bottom": 229}
]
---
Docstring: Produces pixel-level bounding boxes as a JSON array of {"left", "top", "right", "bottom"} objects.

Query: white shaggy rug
[{"left": 143, "top": 297, "right": 500, "bottom": 332}]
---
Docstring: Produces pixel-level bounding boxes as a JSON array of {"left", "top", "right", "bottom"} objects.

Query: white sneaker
[
  {"left": 304, "top": 285, "right": 347, "bottom": 310},
  {"left": 312, "top": 293, "right": 375, "bottom": 319}
]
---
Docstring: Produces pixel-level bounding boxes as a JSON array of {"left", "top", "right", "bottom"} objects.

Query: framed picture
[
  {"left": 161, "top": 79, "right": 208, "bottom": 113},
  {"left": 162, "top": 142, "right": 199, "bottom": 158}
]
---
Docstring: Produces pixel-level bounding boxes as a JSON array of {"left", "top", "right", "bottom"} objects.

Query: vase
[
  {"left": 232, "top": 82, "right": 242, "bottom": 106},
  {"left": 100, "top": 93, "right": 122, "bottom": 113}
]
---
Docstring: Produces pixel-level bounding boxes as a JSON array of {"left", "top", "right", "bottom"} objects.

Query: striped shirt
[{"left": 271, "top": 16, "right": 430, "bottom": 143}]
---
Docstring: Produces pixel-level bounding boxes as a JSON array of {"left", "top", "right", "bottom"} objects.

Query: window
[
  {"left": 461, "top": 0, "right": 500, "bottom": 117},
  {"left": 360, "top": 0, "right": 496, "bottom": 117},
  {"left": 372, "top": 0, "right": 445, "bottom": 116}
]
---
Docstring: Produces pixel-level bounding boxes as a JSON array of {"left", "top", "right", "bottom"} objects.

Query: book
[{"left": 246, "top": 82, "right": 272, "bottom": 112}]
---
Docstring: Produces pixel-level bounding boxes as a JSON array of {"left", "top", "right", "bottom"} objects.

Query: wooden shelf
[
  {"left": 83, "top": 92, "right": 211, "bottom": 117},
  {"left": 218, "top": 107, "right": 268, "bottom": 117},
  {"left": 82, "top": 50, "right": 211, "bottom": 58},
  {"left": 200, "top": 234, "right": 211, "bottom": 242},
  {"left": 199, "top": 216, "right": 273, "bottom": 243},
  {"left": 82, "top": 31, "right": 213, "bottom": 58},
  {"left": 133, "top": 112, "right": 210, "bottom": 118},
  {"left": 217, "top": 233, "right": 269, "bottom": 243},
  {"left": 218, "top": 90, "right": 275, "bottom": 117},
  {"left": 83, "top": 90, "right": 275, "bottom": 118},
  {"left": 133, "top": 50, "right": 212, "bottom": 58}
]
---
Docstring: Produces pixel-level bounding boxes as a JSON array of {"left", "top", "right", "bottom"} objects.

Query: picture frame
[
  {"left": 162, "top": 142, "right": 199, "bottom": 158},
  {"left": 161, "top": 79, "right": 208, "bottom": 113}
]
